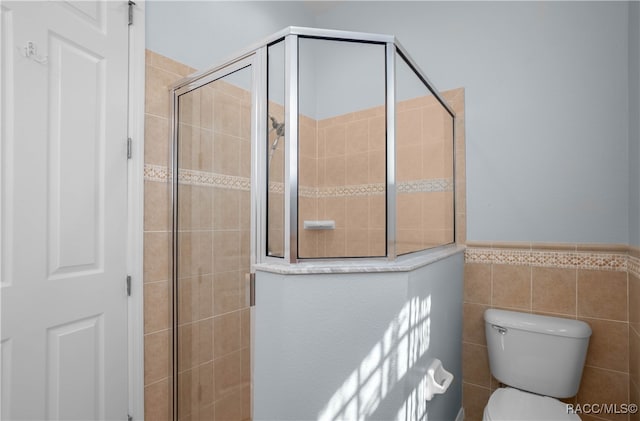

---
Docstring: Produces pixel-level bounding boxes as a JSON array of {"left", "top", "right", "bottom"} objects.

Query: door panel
[
  {"left": 174, "top": 64, "right": 253, "bottom": 421},
  {"left": 0, "top": 2, "right": 129, "bottom": 419}
]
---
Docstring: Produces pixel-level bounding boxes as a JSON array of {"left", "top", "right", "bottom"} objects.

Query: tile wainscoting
[{"left": 463, "top": 242, "right": 640, "bottom": 421}]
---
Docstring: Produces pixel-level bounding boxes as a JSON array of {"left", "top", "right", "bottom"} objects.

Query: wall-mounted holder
[
  {"left": 424, "top": 358, "right": 454, "bottom": 401},
  {"left": 20, "top": 41, "right": 48, "bottom": 65}
]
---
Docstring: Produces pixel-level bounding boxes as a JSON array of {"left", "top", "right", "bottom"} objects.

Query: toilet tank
[{"left": 484, "top": 309, "right": 591, "bottom": 398}]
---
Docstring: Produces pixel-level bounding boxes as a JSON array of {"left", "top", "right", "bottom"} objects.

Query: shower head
[
  {"left": 268, "top": 115, "right": 285, "bottom": 167},
  {"left": 269, "top": 115, "right": 285, "bottom": 138}
]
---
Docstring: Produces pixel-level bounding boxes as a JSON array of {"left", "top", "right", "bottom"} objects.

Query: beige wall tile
[
  {"left": 213, "top": 91, "right": 241, "bottom": 137},
  {"left": 345, "top": 152, "right": 369, "bottom": 185},
  {"left": 144, "top": 281, "right": 170, "bottom": 333},
  {"left": 322, "top": 197, "right": 346, "bottom": 228},
  {"left": 630, "top": 328, "right": 639, "bottom": 385},
  {"left": 213, "top": 132, "right": 241, "bottom": 177},
  {"left": 492, "top": 264, "right": 532, "bottom": 310},
  {"left": 345, "top": 229, "right": 369, "bottom": 257},
  {"left": 145, "top": 378, "right": 170, "bottom": 421},
  {"left": 397, "top": 194, "right": 422, "bottom": 230},
  {"left": 178, "top": 277, "right": 195, "bottom": 325},
  {"left": 178, "top": 322, "right": 194, "bottom": 371},
  {"left": 214, "top": 350, "right": 242, "bottom": 400},
  {"left": 241, "top": 346, "right": 251, "bottom": 386},
  {"left": 214, "top": 386, "right": 242, "bottom": 421},
  {"left": 214, "top": 271, "right": 241, "bottom": 316},
  {"left": 578, "top": 270, "right": 628, "bottom": 321},
  {"left": 146, "top": 65, "right": 180, "bottom": 118},
  {"left": 213, "top": 231, "right": 240, "bottom": 273},
  {"left": 198, "top": 361, "right": 214, "bottom": 406},
  {"left": 345, "top": 119, "right": 368, "bottom": 155},
  {"left": 463, "top": 343, "right": 491, "bottom": 388},
  {"left": 214, "top": 311, "right": 241, "bottom": 358},
  {"left": 241, "top": 308, "right": 251, "bottom": 350},
  {"left": 578, "top": 366, "right": 629, "bottom": 421},
  {"left": 396, "top": 144, "right": 422, "bottom": 182},
  {"left": 630, "top": 274, "right": 640, "bottom": 333},
  {"left": 464, "top": 263, "right": 491, "bottom": 305},
  {"left": 145, "top": 330, "right": 170, "bottom": 385},
  {"left": 581, "top": 317, "right": 629, "bottom": 373},
  {"left": 345, "top": 197, "right": 369, "bottom": 230},
  {"left": 149, "top": 50, "right": 194, "bottom": 77},
  {"left": 532, "top": 267, "right": 577, "bottom": 316},
  {"left": 144, "top": 114, "right": 170, "bottom": 166},
  {"left": 396, "top": 108, "right": 422, "bottom": 147},
  {"left": 198, "top": 318, "right": 214, "bottom": 365},
  {"left": 368, "top": 149, "right": 385, "bottom": 183},
  {"left": 368, "top": 116, "right": 385, "bottom": 151},
  {"left": 463, "top": 303, "right": 489, "bottom": 346},
  {"left": 324, "top": 156, "right": 346, "bottom": 187},
  {"left": 324, "top": 124, "right": 346, "bottom": 157},
  {"left": 462, "top": 382, "right": 490, "bottom": 421},
  {"left": 631, "top": 380, "right": 639, "bottom": 421},
  {"left": 144, "top": 231, "right": 170, "bottom": 283},
  {"left": 241, "top": 384, "right": 252, "bottom": 421}
]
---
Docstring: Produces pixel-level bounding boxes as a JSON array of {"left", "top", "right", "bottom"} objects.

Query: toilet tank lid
[{"left": 484, "top": 309, "right": 592, "bottom": 338}]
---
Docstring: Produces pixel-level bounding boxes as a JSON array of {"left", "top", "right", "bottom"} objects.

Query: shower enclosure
[{"left": 170, "top": 27, "right": 456, "bottom": 420}]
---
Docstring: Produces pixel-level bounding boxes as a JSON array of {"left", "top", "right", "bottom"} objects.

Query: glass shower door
[{"left": 174, "top": 64, "right": 253, "bottom": 421}]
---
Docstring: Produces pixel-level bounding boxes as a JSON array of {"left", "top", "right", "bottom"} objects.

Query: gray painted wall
[
  {"left": 146, "top": 1, "right": 634, "bottom": 245},
  {"left": 629, "top": 2, "right": 640, "bottom": 247},
  {"left": 253, "top": 253, "right": 464, "bottom": 421},
  {"left": 312, "top": 1, "right": 630, "bottom": 244}
]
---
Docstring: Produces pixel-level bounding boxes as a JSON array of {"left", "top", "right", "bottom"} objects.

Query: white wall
[
  {"left": 146, "top": 1, "right": 633, "bottom": 245},
  {"left": 146, "top": 1, "right": 314, "bottom": 70},
  {"left": 629, "top": 1, "right": 640, "bottom": 247},
  {"left": 253, "top": 253, "right": 464, "bottom": 421},
  {"left": 312, "top": 1, "right": 630, "bottom": 244}
]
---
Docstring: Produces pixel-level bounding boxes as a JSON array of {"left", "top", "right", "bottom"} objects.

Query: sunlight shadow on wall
[{"left": 318, "top": 295, "right": 432, "bottom": 421}]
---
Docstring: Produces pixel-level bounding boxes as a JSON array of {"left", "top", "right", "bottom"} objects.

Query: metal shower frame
[{"left": 170, "top": 25, "right": 456, "bottom": 266}]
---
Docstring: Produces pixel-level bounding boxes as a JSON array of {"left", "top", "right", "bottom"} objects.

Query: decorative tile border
[
  {"left": 144, "top": 164, "right": 170, "bottom": 183},
  {"left": 144, "top": 164, "right": 251, "bottom": 191},
  {"left": 629, "top": 255, "right": 640, "bottom": 278},
  {"left": 465, "top": 247, "right": 629, "bottom": 272},
  {"left": 397, "top": 178, "right": 454, "bottom": 194},
  {"left": 146, "top": 164, "right": 453, "bottom": 197}
]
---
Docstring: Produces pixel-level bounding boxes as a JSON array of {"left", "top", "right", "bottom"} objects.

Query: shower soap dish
[
  {"left": 303, "top": 220, "right": 335, "bottom": 230},
  {"left": 424, "top": 358, "right": 454, "bottom": 401}
]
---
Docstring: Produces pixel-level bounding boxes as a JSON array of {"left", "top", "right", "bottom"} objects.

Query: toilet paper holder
[{"left": 424, "top": 358, "right": 454, "bottom": 401}]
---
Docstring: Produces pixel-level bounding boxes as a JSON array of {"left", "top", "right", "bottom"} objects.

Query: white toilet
[{"left": 483, "top": 309, "right": 592, "bottom": 421}]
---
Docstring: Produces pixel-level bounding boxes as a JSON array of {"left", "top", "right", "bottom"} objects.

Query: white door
[{"left": 1, "top": 1, "right": 130, "bottom": 419}]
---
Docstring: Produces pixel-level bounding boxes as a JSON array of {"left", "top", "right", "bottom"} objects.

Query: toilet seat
[{"left": 483, "top": 388, "right": 580, "bottom": 421}]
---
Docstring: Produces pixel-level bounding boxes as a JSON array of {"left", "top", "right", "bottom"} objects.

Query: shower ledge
[{"left": 254, "top": 245, "right": 465, "bottom": 274}]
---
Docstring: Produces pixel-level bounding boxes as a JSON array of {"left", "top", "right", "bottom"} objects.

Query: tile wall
[
  {"left": 144, "top": 50, "right": 251, "bottom": 421},
  {"left": 462, "top": 243, "right": 639, "bottom": 421},
  {"left": 292, "top": 89, "right": 465, "bottom": 259},
  {"left": 144, "top": 50, "right": 189, "bottom": 421},
  {"left": 630, "top": 246, "right": 639, "bottom": 421},
  {"left": 144, "top": 49, "right": 467, "bottom": 420}
]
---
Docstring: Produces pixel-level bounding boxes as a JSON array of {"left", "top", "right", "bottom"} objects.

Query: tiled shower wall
[
  {"left": 143, "top": 49, "right": 467, "bottom": 419},
  {"left": 143, "top": 50, "right": 251, "bottom": 421},
  {"left": 462, "top": 243, "right": 640, "bottom": 421},
  {"left": 293, "top": 89, "right": 464, "bottom": 258}
]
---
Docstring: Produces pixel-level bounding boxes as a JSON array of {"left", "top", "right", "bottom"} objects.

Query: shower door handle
[{"left": 248, "top": 272, "right": 256, "bottom": 307}]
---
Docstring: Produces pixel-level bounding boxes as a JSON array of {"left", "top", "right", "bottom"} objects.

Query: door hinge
[
  {"left": 127, "top": 137, "right": 132, "bottom": 159},
  {"left": 128, "top": 1, "right": 135, "bottom": 26},
  {"left": 127, "top": 415, "right": 133, "bottom": 421},
  {"left": 126, "top": 275, "right": 132, "bottom": 296}
]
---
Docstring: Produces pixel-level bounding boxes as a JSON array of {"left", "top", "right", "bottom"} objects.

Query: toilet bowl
[
  {"left": 483, "top": 387, "right": 580, "bottom": 421},
  {"left": 482, "top": 309, "right": 591, "bottom": 421}
]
